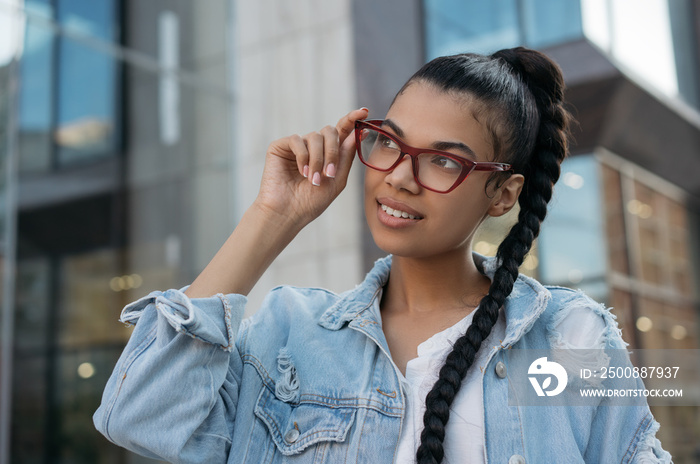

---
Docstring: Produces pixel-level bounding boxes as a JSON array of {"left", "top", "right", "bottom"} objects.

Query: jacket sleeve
[
  {"left": 93, "top": 288, "right": 248, "bottom": 463},
  {"left": 547, "top": 289, "right": 672, "bottom": 463},
  {"left": 564, "top": 296, "right": 673, "bottom": 464}
]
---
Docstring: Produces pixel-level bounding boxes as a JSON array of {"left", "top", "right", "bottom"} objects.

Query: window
[
  {"left": 56, "top": 0, "right": 120, "bottom": 165},
  {"left": 424, "top": 0, "right": 583, "bottom": 59},
  {"left": 538, "top": 154, "right": 608, "bottom": 301},
  {"left": 18, "top": 0, "right": 121, "bottom": 173},
  {"left": 521, "top": 0, "right": 583, "bottom": 48},
  {"left": 18, "top": 1, "right": 54, "bottom": 172},
  {"left": 425, "top": 0, "right": 520, "bottom": 57}
]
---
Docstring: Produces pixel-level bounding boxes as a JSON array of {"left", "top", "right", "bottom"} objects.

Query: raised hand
[{"left": 255, "top": 107, "right": 369, "bottom": 227}]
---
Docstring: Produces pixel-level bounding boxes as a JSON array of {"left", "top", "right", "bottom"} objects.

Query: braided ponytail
[{"left": 409, "top": 47, "right": 572, "bottom": 464}]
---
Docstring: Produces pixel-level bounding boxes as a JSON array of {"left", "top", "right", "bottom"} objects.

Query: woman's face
[{"left": 363, "top": 81, "right": 514, "bottom": 259}]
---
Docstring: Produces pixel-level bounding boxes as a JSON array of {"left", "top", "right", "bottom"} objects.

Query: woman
[{"left": 94, "top": 47, "right": 671, "bottom": 463}]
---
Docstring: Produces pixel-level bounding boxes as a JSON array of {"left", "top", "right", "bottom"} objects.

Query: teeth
[{"left": 381, "top": 203, "right": 418, "bottom": 220}]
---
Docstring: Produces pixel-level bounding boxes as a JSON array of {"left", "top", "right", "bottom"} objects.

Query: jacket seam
[
  {"left": 354, "top": 407, "right": 370, "bottom": 464},
  {"left": 621, "top": 411, "right": 652, "bottom": 464},
  {"left": 320, "top": 287, "right": 383, "bottom": 329},
  {"left": 242, "top": 353, "right": 274, "bottom": 390},
  {"left": 255, "top": 392, "right": 356, "bottom": 454},
  {"left": 313, "top": 440, "right": 328, "bottom": 463},
  {"left": 102, "top": 325, "right": 157, "bottom": 442},
  {"left": 241, "top": 353, "right": 405, "bottom": 417},
  {"left": 242, "top": 355, "right": 403, "bottom": 413},
  {"left": 203, "top": 344, "right": 232, "bottom": 446},
  {"left": 300, "top": 394, "right": 403, "bottom": 411}
]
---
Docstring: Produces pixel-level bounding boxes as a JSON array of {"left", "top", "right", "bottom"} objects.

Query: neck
[{"left": 382, "top": 249, "right": 492, "bottom": 316}]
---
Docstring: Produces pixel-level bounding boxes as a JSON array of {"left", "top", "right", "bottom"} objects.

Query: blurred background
[{"left": 0, "top": 0, "right": 698, "bottom": 462}]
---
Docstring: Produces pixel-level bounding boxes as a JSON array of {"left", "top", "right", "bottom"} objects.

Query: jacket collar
[
  {"left": 318, "top": 256, "right": 391, "bottom": 330},
  {"left": 318, "top": 253, "right": 552, "bottom": 347}
]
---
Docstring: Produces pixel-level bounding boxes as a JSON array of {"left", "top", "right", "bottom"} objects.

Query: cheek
[
  {"left": 363, "top": 170, "right": 380, "bottom": 218},
  {"left": 364, "top": 167, "right": 380, "bottom": 186},
  {"left": 435, "top": 193, "right": 492, "bottom": 238},
  {"left": 363, "top": 169, "right": 383, "bottom": 201}
]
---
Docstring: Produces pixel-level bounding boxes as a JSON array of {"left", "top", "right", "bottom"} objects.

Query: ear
[{"left": 487, "top": 174, "right": 524, "bottom": 217}]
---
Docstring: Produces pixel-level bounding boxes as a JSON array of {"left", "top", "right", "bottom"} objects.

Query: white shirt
[
  {"left": 369, "top": 294, "right": 507, "bottom": 464},
  {"left": 370, "top": 290, "right": 607, "bottom": 464}
]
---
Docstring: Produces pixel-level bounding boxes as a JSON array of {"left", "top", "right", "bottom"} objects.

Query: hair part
[{"left": 409, "top": 48, "right": 572, "bottom": 464}]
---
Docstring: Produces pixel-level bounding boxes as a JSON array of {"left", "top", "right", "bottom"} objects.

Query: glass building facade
[
  {"left": 425, "top": 0, "right": 700, "bottom": 108},
  {"left": 424, "top": 0, "right": 583, "bottom": 58},
  {"left": 1, "top": 0, "right": 235, "bottom": 461}
]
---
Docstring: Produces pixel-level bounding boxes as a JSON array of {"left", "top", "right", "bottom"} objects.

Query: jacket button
[
  {"left": 495, "top": 361, "right": 507, "bottom": 378},
  {"left": 284, "top": 428, "right": 300, "bottom": 444},
  {"left": 509, "top": 455, "right": 526, "bottom": 464}
]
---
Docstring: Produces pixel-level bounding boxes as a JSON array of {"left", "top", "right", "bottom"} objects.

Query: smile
[{"left": 379, "top": 203, "right": 422, "bottom": 220}]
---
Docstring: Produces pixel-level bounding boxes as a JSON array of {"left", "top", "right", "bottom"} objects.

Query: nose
[{"left": 384, "top": 154, "right": 420, "bottom": 193}]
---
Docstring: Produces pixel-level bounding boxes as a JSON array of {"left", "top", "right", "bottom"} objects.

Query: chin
[
  {"left": 373, "top": 239, "right": 420, "bottom": 258},
  {"left": 368, "top": 229, "right": 442, "bottom": 259},
  {"left": 368, "top": 224, "right": 473, "bottom": 262}
]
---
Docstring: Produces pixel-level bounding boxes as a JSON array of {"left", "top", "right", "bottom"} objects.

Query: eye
[
  {"left": 429, "top": 155, "right": 461, "bottom": 171},
  {"left": 377, "top": 134, "right": 400, "bottom": 150}
]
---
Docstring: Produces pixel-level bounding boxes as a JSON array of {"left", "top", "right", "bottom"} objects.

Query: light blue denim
[{"left": 94, "top": 253, "right": 672, "bottom": 463}]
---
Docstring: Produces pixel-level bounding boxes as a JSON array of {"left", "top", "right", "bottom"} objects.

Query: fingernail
[
  {"left": 312, "top": 172, "right": 321, "bottom": 186},
  {"left": 325, "top": 163, "right": 336, "bottom": 178},
  {"left": 303, "top": 165, "right": 309, "bottom": 178},
  {"left": 360, "top": 107, "right": 369, "bottom": 112}
]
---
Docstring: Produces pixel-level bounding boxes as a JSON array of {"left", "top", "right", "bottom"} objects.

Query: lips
[{"left": 376, "top": 197, "right": 423, "bottom": 220}]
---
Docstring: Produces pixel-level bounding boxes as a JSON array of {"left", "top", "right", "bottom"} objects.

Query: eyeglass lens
[{"left": 358, "top": 127, "right": 466, "bottom": 192}]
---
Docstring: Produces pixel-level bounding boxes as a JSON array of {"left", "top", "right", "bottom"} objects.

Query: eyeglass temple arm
[{"left": 472, "top": 162, "right": 512, "bottom": 171}]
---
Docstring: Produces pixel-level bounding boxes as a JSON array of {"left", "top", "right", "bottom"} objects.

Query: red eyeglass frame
[{"left": 354, "top": 119, "right": 513, "bottom": 193}]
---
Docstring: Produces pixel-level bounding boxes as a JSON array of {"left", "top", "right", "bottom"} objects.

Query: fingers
[
  {"left": 288, "top": 134, "right": 309, "bottom": 178},
  {"left": 275, "top": 107, "right": 370, "bottom": 187},
  {"left": 336, "top": 107, "right": 369, "bottom": 143},
  {"left": 301, "top": 126, "right": 339, "bottom": 186},
  {"left": 320, "top": 125, "right": 339, "bottom": 179},
  {"left": 304, "top": 130, "right": 325, "bottom": 186}
]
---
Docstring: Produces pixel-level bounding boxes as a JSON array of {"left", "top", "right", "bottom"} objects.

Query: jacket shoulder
[
  {"left": 540, "top": 285, "right": 628, "bottom": 350},
  {"left": 247, "top": 285, "right": 340, "bottom": 330}
]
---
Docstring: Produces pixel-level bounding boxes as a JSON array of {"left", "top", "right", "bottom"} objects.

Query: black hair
[{"left": 405, "top": 48, "right": 572, "bottom": 464}]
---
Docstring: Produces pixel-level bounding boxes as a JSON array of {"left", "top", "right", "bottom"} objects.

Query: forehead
[{"left": 385, "top": 82, "right": 494, "bottom": 161}]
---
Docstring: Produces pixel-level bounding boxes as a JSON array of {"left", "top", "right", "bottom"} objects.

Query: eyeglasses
[{"left": 354, "top": 119, "right": 512, "bottom": 193}]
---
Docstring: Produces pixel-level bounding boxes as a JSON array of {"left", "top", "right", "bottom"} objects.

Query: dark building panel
[
  {"left": 18, "top": 157, "right": 123, "bottom": 211},
  {"left": 352, "top": 0, "right": 424, "bottom": 120},
  {"left": 18, "top": 193, "right": 125, "bottom": 257}
]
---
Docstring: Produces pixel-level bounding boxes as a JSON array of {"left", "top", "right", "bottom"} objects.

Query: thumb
[
  {"left": 336, "top": 107, "right": 369, "bottom": 143},
  {"left": 335, "top": 125, "right": 359, "bottom": 178}
]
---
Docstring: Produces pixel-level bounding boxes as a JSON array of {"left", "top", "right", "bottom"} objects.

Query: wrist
[
  {"left": 250, "top": 198, "right": 308, "bottom": 235},
  {"left": 185, "top": 200, "right": 304, "bottom": 298}
]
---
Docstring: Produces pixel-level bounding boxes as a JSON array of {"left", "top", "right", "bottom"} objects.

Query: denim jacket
[{"left": 94, "top": 253, "right": 672, "bottom": 463}]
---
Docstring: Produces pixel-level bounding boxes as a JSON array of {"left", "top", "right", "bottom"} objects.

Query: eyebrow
[{"left": 381, "top": 118, "right": 477, "bottom": 160}]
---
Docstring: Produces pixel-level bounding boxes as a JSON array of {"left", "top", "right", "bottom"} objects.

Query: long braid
[{"left": 415, "top": 47, "right": 571, "bottom": 464}]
